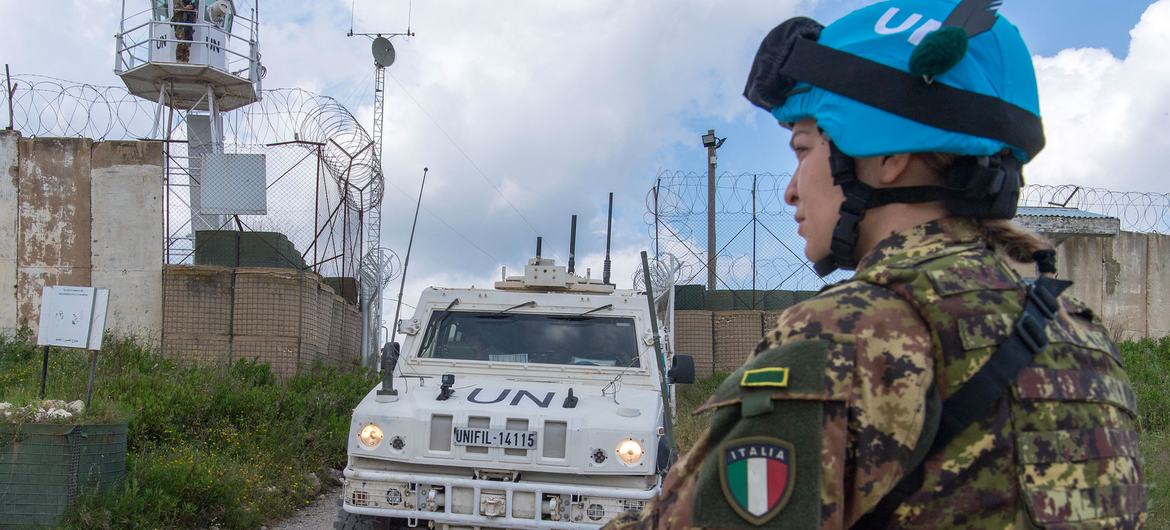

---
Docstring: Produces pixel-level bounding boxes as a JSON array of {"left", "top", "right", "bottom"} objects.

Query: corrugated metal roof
[{"left": 1015, "top": 207, "right": 1114, "bottom": 219}]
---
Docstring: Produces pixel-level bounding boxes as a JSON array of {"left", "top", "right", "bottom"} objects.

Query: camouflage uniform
[
  {"left": 173, "top": 0, "right": 197, "bottom": 63},
  {"left": 607, "top": 217, "right": 1146, "bottom": 529}
]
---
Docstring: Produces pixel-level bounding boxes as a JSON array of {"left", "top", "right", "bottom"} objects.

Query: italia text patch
[{"left": 719, "top": 437, "right": 795, "bottom": 525}]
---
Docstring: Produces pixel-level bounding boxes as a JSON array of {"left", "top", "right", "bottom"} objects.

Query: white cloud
[{"left": 1027, "top": 0, "right": 1170, "bottom": 194}]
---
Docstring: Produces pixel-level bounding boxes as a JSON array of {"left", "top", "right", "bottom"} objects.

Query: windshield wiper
[
  {"left": 419, "top": 298, "right": 461, "bottom": 353},
  {"left": 497, "top": 300, "right": 536, "bottom": 315},
  {"left": 578, "top": 304, "right": 613, "bottom": 316}
]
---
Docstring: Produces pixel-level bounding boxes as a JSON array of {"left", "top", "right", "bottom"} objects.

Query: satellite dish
[{"left": 372, "top": 37, "right": 396, "bottom": 68}]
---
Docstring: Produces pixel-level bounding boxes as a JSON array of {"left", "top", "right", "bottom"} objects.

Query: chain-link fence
[
  {"left": 648, "top": 171, "right": 1170, "bottom": 309},
  {"left": 2, "top": 74, "right": 385, "bottom": 279},
  {"left": 3, "top": 73, "right": 393, "bottom": 372},
  {"left": 647, "top": 170, "right": 837, "bottom": 311}
]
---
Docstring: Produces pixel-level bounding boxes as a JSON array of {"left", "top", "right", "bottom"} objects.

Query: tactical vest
[{"left": 851, "top": 240, "right": 1146, "bottom": 528}]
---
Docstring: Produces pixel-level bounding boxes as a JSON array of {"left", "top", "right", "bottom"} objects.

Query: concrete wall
[
  {"left": 1056, "top": 232, "right": 1170, "bottom": 339},
  {"left": 1, "top": 132, "right": 164, "bottom": 339},
  {"left": 674, "top": 231, "right": 1170, "bottom": 376},
  {"left": 0, "top": 132, "right": 19, "bottom": 334},
  {"left": 91, "top": 141, "right": 164, "bottom": 337},
  {"left": 16, "top": 136, "right": 93, "bottom": 332}
]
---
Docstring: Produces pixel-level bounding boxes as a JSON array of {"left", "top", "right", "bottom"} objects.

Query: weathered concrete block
[
  {"left": 1145, "top": 234, "right": 1170, "bottom": 338},
  {"left": 16, "top": 137, "right": 93, "bottom": 332},
  {"left": 0, "top": 131, "right": 19, "bottom": 334},
  {"left": 1102, "top": 232, "right": 1148, "bottom": 339},
  {"left": 91, "top": 140, "right": 164, "bottom": 340}
]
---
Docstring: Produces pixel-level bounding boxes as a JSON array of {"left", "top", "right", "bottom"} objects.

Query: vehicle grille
[
  {"left": 428, "top": 414, "right": 569, "bottom": 460},
  {"left": 543, "top": 421, "right": 567, "bottom": 459},
  {"left": 430, "top": 414, "right": 453, "bottom": 451}
]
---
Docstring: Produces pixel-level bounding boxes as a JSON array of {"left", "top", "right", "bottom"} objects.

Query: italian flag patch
[{"left": 719, "top": 437, "right": 795, "bottom": 525}]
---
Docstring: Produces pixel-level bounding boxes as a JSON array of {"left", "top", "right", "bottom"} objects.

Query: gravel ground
[{"left": 268, "top": 486, "right": 341, "bottom": 530}]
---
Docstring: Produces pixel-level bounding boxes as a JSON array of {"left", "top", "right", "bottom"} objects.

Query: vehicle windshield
[{"left": 417, "top": 311, "right": 640, "bottom": 368}]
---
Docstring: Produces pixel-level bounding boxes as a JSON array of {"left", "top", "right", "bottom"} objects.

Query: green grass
[
  {"left": 0, "top": 330, "right": 377, "bottom": 530},
  {"left": 1122, "top": 337, "right": 1170, "bottom": 527},
  {"left": 675, "top": 337, "right": 1170, "bottom": 525}
]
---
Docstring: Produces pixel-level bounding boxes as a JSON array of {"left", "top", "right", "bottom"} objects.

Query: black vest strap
[{"left": 854, "top": 276, "right": 1072, "bottom": 529}]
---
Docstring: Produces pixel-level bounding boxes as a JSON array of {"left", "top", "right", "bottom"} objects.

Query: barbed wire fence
[
  {"left": 647, "top": 172, "right": 1170, "bottom": 312},
  {"left": 3, "top": 72, "right": 399, "bottom": 368},
  {"left": 1020, "top": 185, "right": 1170, "bottom": 234},
  {"left": 647, "top": 170, "right": 836, "bottom": 311},
  {"left": 2, "top": 73, "right": 393, "bottom": 280}
]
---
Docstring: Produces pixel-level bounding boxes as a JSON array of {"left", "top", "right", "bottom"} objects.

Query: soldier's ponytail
[
  {"left": 974, "top": 218, "right": 1054, "bottom": 264},
  {"left": 916, "top": 152, "right": 1055, "bottom": 264}
]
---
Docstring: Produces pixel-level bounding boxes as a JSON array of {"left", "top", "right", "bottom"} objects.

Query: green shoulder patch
[
  {"left": 719, "top": 436, "right": 796, "bottom": 525},
  {"left": 741, "top": 367, "right": 789, "bottom": 388},
  {"left": 693, "top": 339, "right": 838, "bottom": 529}
]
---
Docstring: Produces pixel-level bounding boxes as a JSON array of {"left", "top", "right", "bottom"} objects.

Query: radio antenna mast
[
  {"left": 347, "top": 0, "right": 415, "bottom": 367},
  {"left": 391, "top": 167, "right": 428, "bottom": 345}
]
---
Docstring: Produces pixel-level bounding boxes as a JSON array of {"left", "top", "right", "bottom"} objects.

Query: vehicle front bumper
[{"left": 342, "top": 468, "right": 659, "bottom": 529}]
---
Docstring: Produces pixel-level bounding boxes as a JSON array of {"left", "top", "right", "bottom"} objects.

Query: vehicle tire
[{"left": 334, "top": 508, "right": 393, "bottom": 530}]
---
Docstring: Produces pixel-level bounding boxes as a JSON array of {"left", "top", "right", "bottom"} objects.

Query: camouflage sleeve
[
  {"left": 607, "top": 281, "right": 934, "bottom": 530},
  {"left": 767, "top": 281, "right": 935, "bottom": 529}
]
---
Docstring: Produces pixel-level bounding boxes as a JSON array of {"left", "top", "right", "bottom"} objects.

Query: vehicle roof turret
[{"left": 494, "top": 257, "right": 616, "bottom": 294}]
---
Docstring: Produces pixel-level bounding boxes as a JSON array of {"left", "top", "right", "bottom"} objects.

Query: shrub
[{"left": 0, "top": 332, "right": 376, "bottom": 530}]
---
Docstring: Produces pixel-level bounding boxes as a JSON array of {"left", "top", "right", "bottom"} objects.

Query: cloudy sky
[{"left": 2, "top": 0, "right": 1166, "bottom": 334}]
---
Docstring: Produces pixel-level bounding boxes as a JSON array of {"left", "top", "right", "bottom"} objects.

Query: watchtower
[{"left": 114, "top": 0, "right": 263, "bottom": 144}]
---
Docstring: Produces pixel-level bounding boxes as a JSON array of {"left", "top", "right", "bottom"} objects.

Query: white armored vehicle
[{"left": 336, "top": 247, "right": 694, "bottom": 529}]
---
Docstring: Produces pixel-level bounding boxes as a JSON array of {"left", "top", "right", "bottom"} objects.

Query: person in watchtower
[
  {"left": 172, "top": 0, "right": 198, "bottom": 63},
  {"left": 606, "top": 0, "right": 1147, "bottom": 528}
]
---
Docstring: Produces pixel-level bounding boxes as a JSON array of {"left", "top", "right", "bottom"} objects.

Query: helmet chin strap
[{"left": 812, "top": 143, "right": 950, "bottom": 277}]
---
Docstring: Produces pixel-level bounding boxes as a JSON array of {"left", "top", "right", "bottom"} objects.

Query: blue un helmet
[{"left": 744, "top": 0, "right": 1045, "bottom": 276}]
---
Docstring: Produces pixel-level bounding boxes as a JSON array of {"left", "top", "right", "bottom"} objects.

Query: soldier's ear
[{"left": 876, "top": 153, "right": 913, "bottom": 186}]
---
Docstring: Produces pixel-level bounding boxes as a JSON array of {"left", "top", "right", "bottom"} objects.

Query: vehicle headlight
[
  {"left": 615, "top": 439, "right": 644, "bottom": 465},
  {"left": 359, "top": 423, "right": 384, "bottom": 448}
]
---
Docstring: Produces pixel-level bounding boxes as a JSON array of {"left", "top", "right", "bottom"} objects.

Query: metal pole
[
  {"left": 568, "top": 215, "right": 577, "bottom": 274},
  {"left": 206, "top": 85, "right": 219, "bottom": 149},
  {"left": 706, "top": 129, "right": 717, "bottom": 294},
  {"left": 4, "top": 64, "right": 15, "bottom": 130},
  {"left": 603, "top": 192, "right": 613, "bottom": 285},
  {"left": 654, "top": 178, "right": 660, "bottom": 261},
  {"left": 752, "top": 174, "right": 757, "bottom": 309},
  {"left": 313, "top": 146, "right": 322, "bottom": 274},
  {"left": 39, "top": 346, "right": 49, "bottom": 399},
  {"left": 390, "top": 167, "right": 429, "bottom": 346},
  {"left": 641, "top": 251, "right": 674, "bottom": 451},
  {"left": 84, "top": 350, "right": 98, "bottom": 412}
]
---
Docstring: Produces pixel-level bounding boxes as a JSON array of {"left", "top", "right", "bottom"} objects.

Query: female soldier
[{"left": 609, "top": 0, "right": 1146, "bottom": 528}]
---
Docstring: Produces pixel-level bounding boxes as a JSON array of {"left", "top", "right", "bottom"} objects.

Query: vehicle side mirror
[
  {"left": 381, "top": 341, "right": 401, "bottom": 373},
  {"left": 668, "top": 354, "right": 695, "bottom": 385},
  {"left": 377, "top": 342, "right": 402, "bottom": 397}
]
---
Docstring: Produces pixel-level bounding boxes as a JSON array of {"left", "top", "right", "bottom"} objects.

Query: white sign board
[{"left": 36, "top": 286, "right": 110, "bottom": 350}]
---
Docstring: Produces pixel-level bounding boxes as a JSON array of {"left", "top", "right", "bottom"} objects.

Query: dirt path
[{"left": 268, "top": 486, "right": 341, "bottom": 530}]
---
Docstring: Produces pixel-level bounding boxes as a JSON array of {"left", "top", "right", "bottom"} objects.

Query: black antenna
[
  {"left": 536, "top": 237, "right": 543, "bottom": 259},
  {"left": 568, "top": 215, "right": 578, "bottom": 274},
  {"left": 603, "top": 192, "right": 613, "bottom": 285}
]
